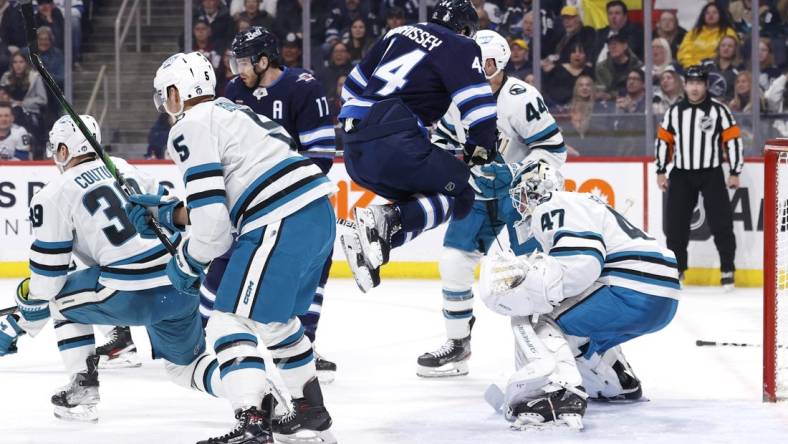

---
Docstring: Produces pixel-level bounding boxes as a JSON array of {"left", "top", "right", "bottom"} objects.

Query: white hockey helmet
[
  {"left": 47, "top": 114, "right": 101, "bottom": 172},
  {"left": 153, "top": 51, "right": 216, "bottom": 118},
  {"left": 509, "top": 160, "right": 564, "bottom": 219},
  {"left": 474, "top": 30, "right": 510, "bottom": 79}
]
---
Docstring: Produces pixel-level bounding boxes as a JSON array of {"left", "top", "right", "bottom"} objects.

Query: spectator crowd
[
  {"left": 1, "top": 0, "right": 91, "bottom": 159},
  {"left": 4, "top": 0, "right": 788, "bottom": 160}
]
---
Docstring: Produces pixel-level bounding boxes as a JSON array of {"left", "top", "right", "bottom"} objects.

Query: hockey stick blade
[
  {"left": 16, "top": 0, "right": 180, "bottom": 261},
  {"left": 695, "top": 339, "right": 786, "bottom": 349},
  {"left": 484, "top": 384, "right": 505, "bottom": 414}
]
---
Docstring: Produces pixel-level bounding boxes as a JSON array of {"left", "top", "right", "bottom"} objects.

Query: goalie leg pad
[
  {"left": 439, "top": 247, "right": 480, "bottom": 339},
  {"left": 575, "top": 344, "right": 642, "bottom": 401},
  {"left": 505, "top": 317, "right": 582, "bottom": 410}
]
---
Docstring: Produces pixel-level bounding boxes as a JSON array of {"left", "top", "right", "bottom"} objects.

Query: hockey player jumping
[{"left": 338, "top": 0, "right": 498, "bottom": 292}]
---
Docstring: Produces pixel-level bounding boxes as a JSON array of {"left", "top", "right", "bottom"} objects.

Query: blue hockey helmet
[
  {"left": 430, "top": 0, "right": 479, "bottom": 37},
  {"left": 230, "top": 26, "right": 280, "bottom": 73}
]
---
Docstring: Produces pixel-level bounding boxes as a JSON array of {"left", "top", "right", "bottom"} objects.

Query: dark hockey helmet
[
  {"left": 684, "top": 65, "right": 709, "bottom": 83},
  {"left": 430, "top": 0, "right": 479, "bottom": 37},
  {"left": 230, "top": 26, "right": 280, "bottom": 71}
]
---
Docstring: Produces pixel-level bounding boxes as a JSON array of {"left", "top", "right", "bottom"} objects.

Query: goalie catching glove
[
  {"left": 123, "top": 185, "right": 185, "bottom": 238},
  {"left": 479, "top": 252, "right": 565, "bottom": 317}
]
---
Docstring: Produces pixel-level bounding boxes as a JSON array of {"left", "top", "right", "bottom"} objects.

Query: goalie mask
[
  {"left": 153, "top": 52, "right": 216, "bottom": 119},
  {"left": 47, "top": 114, "right": 101, "bottom": 173},
  {"left": 509, "top": 161, "right": 563, "bottom": 220}
]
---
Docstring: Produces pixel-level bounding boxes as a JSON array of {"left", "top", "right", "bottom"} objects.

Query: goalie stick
[{"left": 17, "top": 0, "right": 179, "bottom": 261}]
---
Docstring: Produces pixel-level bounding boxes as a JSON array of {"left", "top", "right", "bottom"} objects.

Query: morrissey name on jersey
[{"left": 386, "top": 26, "right": 443, "bottom": 51}]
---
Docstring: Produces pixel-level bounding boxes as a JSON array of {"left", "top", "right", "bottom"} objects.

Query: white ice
[{"left": 1, "top": 278, "right": 787, "bottom": 444}]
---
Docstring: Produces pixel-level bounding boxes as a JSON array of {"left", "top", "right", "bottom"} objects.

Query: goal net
[{"left": 764, "top": 142, "right": 788, "bottom": 402}]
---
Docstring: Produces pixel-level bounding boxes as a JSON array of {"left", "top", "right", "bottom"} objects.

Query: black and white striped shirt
[{"left": 655, "top": 96, "right": 744, "bottom": 175}]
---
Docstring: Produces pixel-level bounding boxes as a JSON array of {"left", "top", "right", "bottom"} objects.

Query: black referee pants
[{"left": 665, "top": 167, "right": 736, "bottom": 273}]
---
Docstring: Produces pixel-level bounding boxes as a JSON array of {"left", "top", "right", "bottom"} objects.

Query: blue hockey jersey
[
  {"left": 339, "top": 22, "right": 497, "bottom": 150},
  {"left": 224, "top": 67, "right": 336, "bottom": 161}
]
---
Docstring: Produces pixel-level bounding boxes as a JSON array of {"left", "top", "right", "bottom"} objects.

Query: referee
[{"left": 654, "top": 65, "right": 743, "bottom": 289}]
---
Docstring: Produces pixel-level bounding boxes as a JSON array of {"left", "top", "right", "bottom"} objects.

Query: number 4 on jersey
[{"left": 373, "top": 49, "right": 427, "bottom": 96}]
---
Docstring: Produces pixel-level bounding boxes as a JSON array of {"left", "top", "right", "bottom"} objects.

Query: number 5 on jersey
[{"left": 172, "top": 135, "right": 190, "bottom": 161}]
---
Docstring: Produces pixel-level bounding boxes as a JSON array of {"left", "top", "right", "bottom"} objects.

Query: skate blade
[
  {"left": 317, "top": 369, "right": 335, "bottom": 385},
  {"left": 510, "top": 413, "right": 583, "bottom": 432},
  {"left": 340, "top": 233, "right": 380, "bottom": 293},
  {"left": 54, "top": 404, "right": 99, "bottom": 423},
  {"left": 353, "top": 208, "right": 384, "bottom": 270},
  {"left": 99, "top": 352, "right": 142, "bottom": 369},
  {"left": 274, "top": 429, "right": 336, "bottom": 444},
  {"left": 416, "top": 361, "right": 469, "bottom": 378}
]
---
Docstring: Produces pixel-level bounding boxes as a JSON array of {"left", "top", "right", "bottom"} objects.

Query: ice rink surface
[{"left": 1, "top": 278, "right": 787, "bottom": 444}]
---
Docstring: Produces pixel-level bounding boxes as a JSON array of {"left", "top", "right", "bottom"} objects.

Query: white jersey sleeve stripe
[
  {"left": 452, "top": 83, "right": 493, "bottom": 106},
  {"left": 184, "top": 162, "right": 224, "bottom": 183},
  {"left": 348, "top": 66, "right": 368, "bottom": 87},
  {"left": 461, "top": 104, "right": 497, "bottom": 128},
  {"left": 299, "top": 126, "right": 336, "bottom": 145}
]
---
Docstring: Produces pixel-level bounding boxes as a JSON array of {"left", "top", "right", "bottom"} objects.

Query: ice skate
[
  {"left": 417, "top": 336, "right": 471, "bottom": 377},
  {"left": 51, "top": 355, "right": 100, "bottom": 423},
  {"left": 272, "top": 377, "right": 336, "bottom": 444},
  {"left": 339, "top": 229, "right": 380, "bottom": 293},
  {"left": 197, "top": 405, "right": 273, "bottom": 444},
  {"left": 315, "top": 353, "right": 336, "bottom": 385},
  {"left": 417, "top": 317, "right": 474, "bottom": 377},
  {"left": 96, "top": 326, "right": 141, "bottom": 369},
  {"left": 721, "top": 271, "right": 735, "bottom": 292},
  {"left": 508, "top": 387, "right": 587, "bottom": 431},
  {"left": 353, "top": 205, "right": 401, "bottom": 271}
]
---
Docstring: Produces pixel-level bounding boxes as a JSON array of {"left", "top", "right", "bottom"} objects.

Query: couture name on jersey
[
  {"left": 386, "top": 25, "right": 443, "bottom": 51},
  {"left": 74, "top": 166, "right": 114, "bottom": 189}
]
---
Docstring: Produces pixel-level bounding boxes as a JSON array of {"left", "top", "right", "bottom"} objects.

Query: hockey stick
[
  {"left": 695, "top": 339, "right": 787, "bottom": 349},
  {"left": 0, "top": 306, "right": 17, "bottom": 316},
  {"left": 17, "top": 0, "right": 178, "bottom": 260}
]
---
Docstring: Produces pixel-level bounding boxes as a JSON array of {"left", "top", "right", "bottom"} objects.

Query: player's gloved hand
[
  {"left": 124, "top": 185, "right": 184, "bottom": 238},
  {"left": 497, "top": 194, "right": 522, "bottom": 226},
  {"left": 473, "top": 163, "right": 518, "bottom": 199},
  {"left": 464, "top": 144, "right": 497, "bottom": 166},
  {"left": 166, "top": 239, "right": 208, "bottom": 296},
  {"left": 0, "top": 314, "right": 25, "bottom": 356},
  {"left": 14, "top": 278, "right": 51, "bottom": 336}
]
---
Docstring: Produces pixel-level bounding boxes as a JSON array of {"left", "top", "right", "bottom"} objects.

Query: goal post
[{"left": 764, "top": 140, "right": 788, "bottom": 402}]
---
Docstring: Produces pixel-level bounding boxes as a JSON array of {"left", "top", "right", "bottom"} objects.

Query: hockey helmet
[
  {"left": 509, "top": 160, "right": 564, "bottom": 219},
  {"left": 475, "top": 30, "right": 510, "bottom": 79},
  {"left": 47, "top": 114, "right": 101, "bottom": 172},
  {"left": 430, "top": 0, "right": 479, "bottom": 37},
  {"left": 230, "top": 26, "right": 280, "bottom": 74},
  {"left": 153, "top": 52, "right": 216, "bottom": 118}
]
